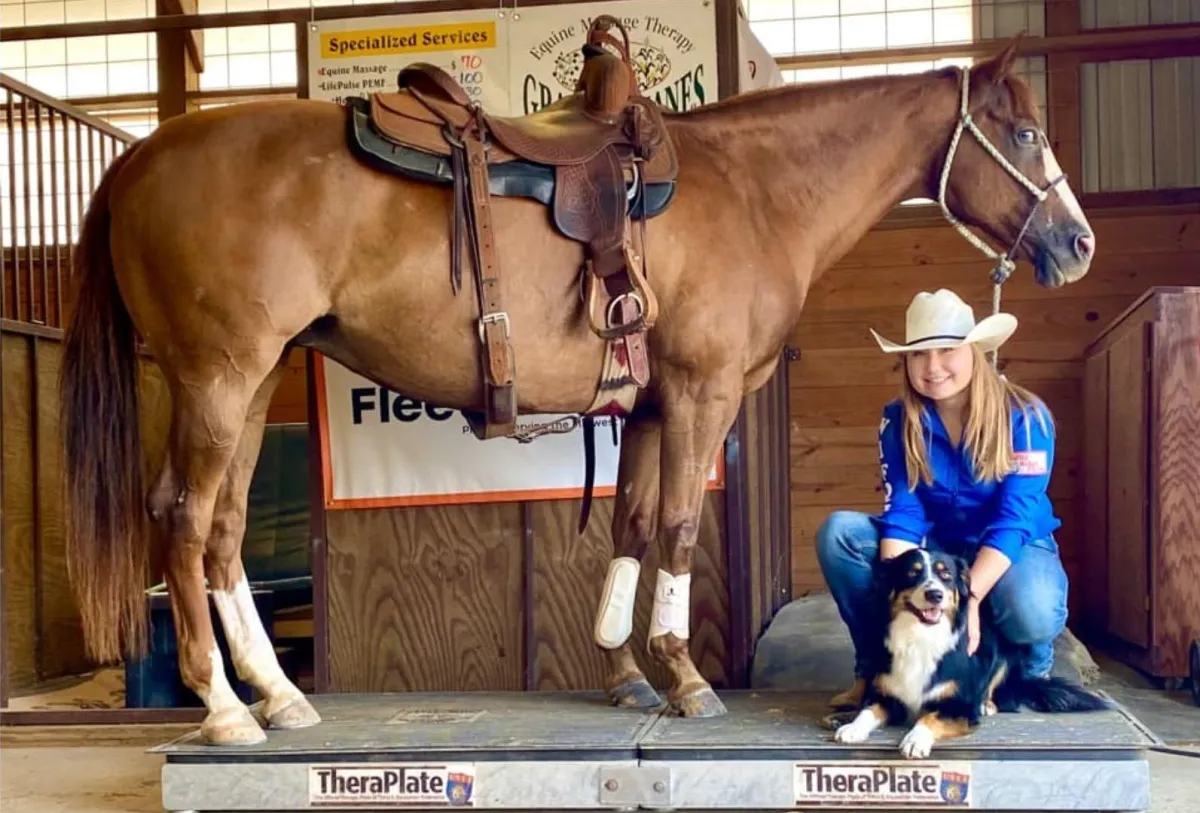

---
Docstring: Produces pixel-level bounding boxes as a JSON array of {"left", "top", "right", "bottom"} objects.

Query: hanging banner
[
  {"left": 308, "top": 0, "right": 735, "bottom": 510},
  {"left": 314, "top": 356, "right": 724, "bottom": 509},
  {"left": 736, "top": 2, "right": 784, "bottom": 92},
  {"left": 506, "top": 0, "right": 718, "bottom": 115}
]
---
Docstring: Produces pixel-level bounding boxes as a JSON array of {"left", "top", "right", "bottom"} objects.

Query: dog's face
[{"left": 883, "top": 548, "right": 970, "bottom": 632}]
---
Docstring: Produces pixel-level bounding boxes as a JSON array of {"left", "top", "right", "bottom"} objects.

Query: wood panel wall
[
  {"left": 1, "top": 326, "right": 173, "bottom": 690},
  {"left": 324, "top": 493, "right": 731, "bottom": 693},
  {"left": 787, "top": 206, "right": 1200, "bottom": 611},
  {"left": 321, "top": 364, "right": 792, "bottom": 693}
]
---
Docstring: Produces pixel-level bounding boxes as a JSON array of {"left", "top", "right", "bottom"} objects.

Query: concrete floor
[{"left": 1, "top": 725, "right": 1198, "bottom": 812}]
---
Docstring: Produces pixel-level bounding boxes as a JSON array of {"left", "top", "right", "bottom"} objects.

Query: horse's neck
[{"left": 683, "top": 73, "right": 958, "bottom": 276}]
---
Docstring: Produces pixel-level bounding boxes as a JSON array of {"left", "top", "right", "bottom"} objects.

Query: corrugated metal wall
[{"left": 1080, "top": 0, "right": 1199, "bottom": 191}]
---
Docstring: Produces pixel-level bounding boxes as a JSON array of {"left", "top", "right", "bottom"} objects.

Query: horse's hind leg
[
  {"left": 649, "top": 367, "right": 742, "bottom": 718},
  {"left": 148, "top": 343, "right": 290, "bottom": 745},
  {"left": 205, "top": 355, "right": 320, "bottom": 732},
  {"left": 594, "top": 412, "right": 663, "bottom": 709}
]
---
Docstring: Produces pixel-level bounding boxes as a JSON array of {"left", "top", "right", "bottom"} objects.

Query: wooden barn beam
[
  {"left": 9, "top": 10, "right": 1196, "bottom": 66},
  {"left": 774, "top": 23, "right": 1200, "bottom": 71},
  {"left": 158, "top": 0, "right": 204, "bottom": 75},
  {"left": 1045, "top": 0, "right": 1082, "bottom": 185},
  {"left": 155, "top": 0, "right": 200, "bottom": 120}
]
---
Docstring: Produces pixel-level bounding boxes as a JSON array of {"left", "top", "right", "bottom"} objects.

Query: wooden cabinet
[{"left": 1080, "top": 286, "right": 1200, "bottom": 682}]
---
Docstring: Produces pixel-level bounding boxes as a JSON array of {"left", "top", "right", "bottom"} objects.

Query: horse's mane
[
  {"left": 664, "top": 45, "right": 1037, "bottom": 126},
  {"left": 662, "top": 63, "right": 958, "bottom": 124}
]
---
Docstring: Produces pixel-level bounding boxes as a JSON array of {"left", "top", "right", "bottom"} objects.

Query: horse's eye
[{"left": 1016, "top": 128, "right": 1039, "bottom": 146}]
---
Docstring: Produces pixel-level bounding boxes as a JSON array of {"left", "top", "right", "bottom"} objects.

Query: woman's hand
[{"left": 966, "top": 597, "right": 981, "bottom": 655}]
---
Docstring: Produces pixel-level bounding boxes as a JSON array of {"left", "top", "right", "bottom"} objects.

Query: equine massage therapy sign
[{"left": 307, "top": 0, "right": 776, "bottom": 509}]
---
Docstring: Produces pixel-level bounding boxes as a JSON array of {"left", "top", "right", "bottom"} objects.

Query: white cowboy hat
[{"left": 869, "top": 288, "right": 1018, "bottom": 354}]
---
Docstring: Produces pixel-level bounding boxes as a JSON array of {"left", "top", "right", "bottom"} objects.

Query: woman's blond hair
[{"left": 899, "top": 344, "right": 1052, "bottom": 490}]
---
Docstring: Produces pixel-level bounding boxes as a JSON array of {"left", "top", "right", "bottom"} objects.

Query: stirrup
[{"left": 585, "top": 246, "right": 658, "bottom": 340}]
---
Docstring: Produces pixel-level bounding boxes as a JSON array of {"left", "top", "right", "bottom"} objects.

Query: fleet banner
[{"left": 307, "top": 0, "right": 774, "bottom": 510}]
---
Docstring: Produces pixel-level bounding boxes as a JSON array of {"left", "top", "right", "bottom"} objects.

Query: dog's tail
[{"left": 994, "top": 674, "right": 1113, "bottom": 713}]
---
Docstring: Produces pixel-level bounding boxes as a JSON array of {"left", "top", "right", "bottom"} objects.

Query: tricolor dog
[{"left": 833, "top": 548, "right": 1111, "bottom": 759}]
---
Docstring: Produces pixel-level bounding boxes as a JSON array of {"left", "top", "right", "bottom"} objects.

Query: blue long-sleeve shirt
[{"left": 874, "top": 397, "right": 1061, "bottom": 561}]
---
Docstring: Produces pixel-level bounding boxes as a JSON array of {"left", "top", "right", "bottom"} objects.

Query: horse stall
[{"left": 2, "top": 0, "right": 1199, "bottom": 811}]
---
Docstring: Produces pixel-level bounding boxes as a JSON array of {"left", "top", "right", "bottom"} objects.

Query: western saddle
[{"left": 347, "top": 15, "right": 678, "bottom": 445}]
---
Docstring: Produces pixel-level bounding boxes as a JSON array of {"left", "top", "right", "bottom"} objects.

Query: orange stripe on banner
[{"left": 312, "top": 352, "right": 727, "bottom": 510}]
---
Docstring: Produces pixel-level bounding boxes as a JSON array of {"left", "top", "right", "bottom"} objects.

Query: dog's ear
[
  {"left": 951, "top": 558, "right": 972, "bottom": 637},
  {"left": 879, "top": 552, "right": 909, "bottom": 594}
]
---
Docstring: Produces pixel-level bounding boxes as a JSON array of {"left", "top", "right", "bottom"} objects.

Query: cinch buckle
[{"left": 478, "top": 311, "right": 510, "bottom": 343}]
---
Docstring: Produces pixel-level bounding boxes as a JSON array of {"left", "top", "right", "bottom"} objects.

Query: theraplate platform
[{"left": 151, "top": 690, "right": 1156, "bottom": 811}]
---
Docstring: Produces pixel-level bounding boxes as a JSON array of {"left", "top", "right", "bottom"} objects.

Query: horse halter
[{"left": 936, "top": 65, "right": 1066, "bottom": 367}]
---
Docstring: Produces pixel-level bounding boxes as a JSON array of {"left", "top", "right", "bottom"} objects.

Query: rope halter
[{"left": 936, "top": 65, "right": 1067, "bottom": 368}]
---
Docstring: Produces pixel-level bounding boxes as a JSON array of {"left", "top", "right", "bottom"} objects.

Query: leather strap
[{"left": 463, "top": 128, "right": 517, "bottom": 437}]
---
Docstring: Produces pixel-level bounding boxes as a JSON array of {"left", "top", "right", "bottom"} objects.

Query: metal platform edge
[
  {"left": 160, "top": 756, "right": 1152, "bottom": 811},
  {"left": 154, "top": 692, "right": 1158, "bottom": 812}
]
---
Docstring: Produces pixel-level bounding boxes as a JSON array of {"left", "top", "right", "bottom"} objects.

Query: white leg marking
[
  {"left": 899, "top": 722, "right": 936, "bottom": 759},
  {"left": 194, "top": 643, "right": 245, "bottom": 715},
  {"left": 834, "top": 708, "right": 884, "bottom": 744},
  {"left": 594, "top": 556, "right": 641, "bottom": 649},
  {"left": 648, "top": 569, "right": 690, "bottom": 641},
  {"left": 194, "top": 642, "right": 267, "bottom": 744},
  {"left": 211, "top": 575, "right": 304, "bottom": 712}
]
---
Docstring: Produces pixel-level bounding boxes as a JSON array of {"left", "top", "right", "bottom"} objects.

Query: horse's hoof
[
  {"left": 608, "top": 678, "right": 663, "bottom": 709},
  {"left": 265, "top": 695, "right": 322, "bottom": 730},
  {"left": 201, "top": 706, "right": 267, "bottom": 746},
  {"left": 667, "top": 686, "right": 727, "bottom": 718}
]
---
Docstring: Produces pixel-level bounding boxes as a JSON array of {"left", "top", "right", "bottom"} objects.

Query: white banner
[
  {"left": 308, "top": 0, "right": 728, "bottom": 509},
  {"left": 506, "top": 0, "right": 718, "bottom": 115},
  {"left": 315, "top": 357, "right": 723, "bottom": 509},
  {"left": 736, "top": 3, "right": 784, "bottom": 93}
]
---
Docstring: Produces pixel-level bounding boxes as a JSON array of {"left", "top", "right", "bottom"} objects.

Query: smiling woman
[{"left": 815, "top": 287, "right": 1071, "bottom": 711}]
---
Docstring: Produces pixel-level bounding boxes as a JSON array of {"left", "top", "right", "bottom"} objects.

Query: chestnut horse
[{"left": 60, "top": 44, "right": 1094, "bottom": 746}]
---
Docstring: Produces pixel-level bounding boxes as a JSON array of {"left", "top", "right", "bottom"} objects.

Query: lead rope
[{"left": 990, "top": 275, "right": 1004, "bottom": 371}]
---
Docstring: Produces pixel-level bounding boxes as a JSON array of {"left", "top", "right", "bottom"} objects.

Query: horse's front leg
[
  {"left": 594, "top": 411, "right": 664, "bottom": 709},
  {"left": 648, "top": 368, "right": 742, "bottom": 717}
]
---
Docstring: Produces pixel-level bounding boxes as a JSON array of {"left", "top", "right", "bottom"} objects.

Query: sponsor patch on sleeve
[{"left": 1013, "top": 450, "right": 1047, "bottom": 475}]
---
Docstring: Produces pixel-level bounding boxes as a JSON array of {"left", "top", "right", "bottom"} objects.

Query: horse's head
[{"left": 934, "top": 45, "right": 1094, "bottom": 289}]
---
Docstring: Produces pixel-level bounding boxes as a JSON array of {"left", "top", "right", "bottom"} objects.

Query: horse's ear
[{"left": 976, "top": 40, "right": 1020, "bottom": 88}]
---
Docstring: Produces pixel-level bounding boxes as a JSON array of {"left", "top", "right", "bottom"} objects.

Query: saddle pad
[{"left": 346, "top": 99, "right": 677, "bottom": 220}]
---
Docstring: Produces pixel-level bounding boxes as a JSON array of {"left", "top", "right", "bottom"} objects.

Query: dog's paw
[
  {"left": 834, "top": 719, "right": 872, "bottom": 744},
  {"left": 982, "top": 700, "right": 998, "bottom": 717},
  {"left": 898, "top": 724, "right": 935, "bottom": 759},
  {"left": 834, "top": 723, "right": 868, "bottom": 744}
]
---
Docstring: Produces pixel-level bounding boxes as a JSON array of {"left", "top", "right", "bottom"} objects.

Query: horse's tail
[{"left": 60, "top": 141, "right": 150, "bottom": 665}]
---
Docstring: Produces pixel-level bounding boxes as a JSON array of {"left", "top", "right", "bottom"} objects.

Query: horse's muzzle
[{"left": 1034, "top": 223, "right": 1095, "bottom": 287}]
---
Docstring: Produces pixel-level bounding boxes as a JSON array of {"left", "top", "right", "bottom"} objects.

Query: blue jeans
[{"left": 815, "top": 510, "right": 1069, "bottom": 680}]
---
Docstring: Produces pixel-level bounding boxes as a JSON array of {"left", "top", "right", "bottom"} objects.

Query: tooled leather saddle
[{"left": 342, "top": 15, "right": 677, "bottom": 445}]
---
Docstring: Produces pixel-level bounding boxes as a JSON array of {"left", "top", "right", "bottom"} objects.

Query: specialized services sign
[
  {"left": 306, "top": 7, "right": 510, "bottom": 108},
  {"left": 307, "top": 0, "right": 772, "bottom": 509}
]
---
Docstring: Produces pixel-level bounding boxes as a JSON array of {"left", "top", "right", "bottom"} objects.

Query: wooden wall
[
  {"left": 320, "top": 366, "right": 791, "bottom": 694},
  {"left": 1, "top": 325, "right": 173, "bottom": 690},
  {"left": 324, "top": 492, "right": 729, "bottom": 693},
  {"left": 787, "top": 205, "right": 1200, "bottom": 612}
]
